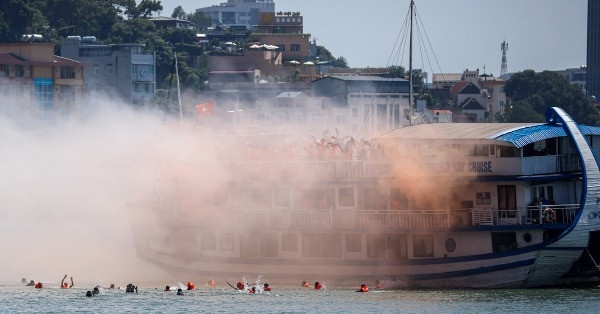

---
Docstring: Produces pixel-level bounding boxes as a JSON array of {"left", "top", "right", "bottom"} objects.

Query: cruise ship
[{"left": 130, "top": 107, "right": 600, "bottom": 288}]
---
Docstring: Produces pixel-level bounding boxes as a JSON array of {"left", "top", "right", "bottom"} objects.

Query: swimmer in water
[
  {"left": 236, "top": 282, "right": 245, "bottom": 290},
  {"left": 93, "top": 286, "right": 100, "bottom": 295},
  {"left": 177, "top": 288, "right": 184, "bottom": 295},
  {"left": 109, "top": 284, "right": 115, "bottom": 289},
  {"left": 61, "top": 274, "right": 73, "bottom": 288},
  {"left": 263, "top": 283, "right": 272, "bottom": 292},
  {"left": 26, "top": 280, "right": 35, "bottom": 286},
  {"left": 301, "top": 280, "right": 310, "bottom": 288},
  {"left": 314, "top": 282, "right": 323, "bottom": 290},
  {"left": 357, "top": 284, "right": 369, "bottom": 292},
  {"left": 164, "top": 285, "right": 171, "bottom": 291}
]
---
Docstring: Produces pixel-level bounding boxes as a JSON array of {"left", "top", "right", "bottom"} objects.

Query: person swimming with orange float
[
  {"left": 357, "top": 284, "right": 369, "bottom": 292},
  {"left": 263, "top": 283, "right": 271, "bottom": 291},
  {"left": 60, "top": 274, "right": 73, "bottom": 288},
  {"left": 187, "top": 281, "right": 195, "bottom": 290},
  {"left": 301, "top": 281, "right": 310, "bottom": 288},
  {"left": 236, "top": 281, "right": 245, "bottom": 290}
]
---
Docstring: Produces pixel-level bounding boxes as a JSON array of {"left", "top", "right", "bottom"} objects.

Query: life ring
[{"left": 543, "top": 208, "right": 556, "bottom": 223}]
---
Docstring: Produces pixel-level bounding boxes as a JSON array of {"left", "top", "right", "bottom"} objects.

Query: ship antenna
[{"left": 408, "top": 0, "right": 414, "bottom": 126}]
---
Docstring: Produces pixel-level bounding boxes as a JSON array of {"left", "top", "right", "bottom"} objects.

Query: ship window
[
  {"left": 282, "top": 233, "right": 297, "bottom": 251},
  {"left": 220, "top": 233, "right": 234, "bottom": 251},
  {"left": 367, "top": 234, "right": 387, "bottom": 259},
  {"left": 413, "top": 234, "right": 434, "bottom": 257},
  {"left": 364, "top": 188, "right": 386, "bottom": 211},
  {"left": 387, "top": 234, "right": 407, "bottom": 259},
  {"left": 322, "top": 234, "right": 341, "bottom": 258},
  {"left": 240, "top": 235, "right": 258, "bottom": 257},
  {"left": 259, "top": 234, "right": 277, "bottom": 257},
  {"left": 445, "top": 238, "right": 456, "bottom": 252},
  {"left": 302, "top": 234, "right": 322, "bottom": 258},
  {"left": 390, "top": 188, "right": 408, "bottom": 210},
  {"left": 244, "top": 188, "right": 270, "bottom": 209},
  {"left": 346, "top": 234, "right": 362, "bottom": 252},
  {"left": 491, "top": 232, "right": 517, "bottom": 252},
  {"left": 338, "top": 187, "right": 355, "bottom": 208},
  {"left": 498, "top": 145, "right": 519, "bottom": 157},
  {"left": 294, "top": 188, "right": 335, "bottom": 210},
  {"left": 201, "top": 233, "right": 216, "bottom": 250},
  {"left": 473, "top": 145, "right": 489, "bottom": 156},
  {"left": 273, "top": 188, "right": 290, "bottom": 208},
  {"left": 497, "top": 185, "right": 517, "bottom": 218}
]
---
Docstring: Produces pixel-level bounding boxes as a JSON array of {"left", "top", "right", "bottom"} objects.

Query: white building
[{"left": 197, "top": 0, "right": 275, "bottom": 29}]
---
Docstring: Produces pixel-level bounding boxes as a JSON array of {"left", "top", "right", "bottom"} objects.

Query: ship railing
[
  {"left": 352, "top": 210, "right": 451, "bottom": 229},
  {"left": 524, "top": 204, "right": 579, "bottom": 225},
  {"left": 222, "top": 160, "right": 366, "bottom": 180},
  {"left": 225, "top": 209, "right": 456, "bottom": 229}
]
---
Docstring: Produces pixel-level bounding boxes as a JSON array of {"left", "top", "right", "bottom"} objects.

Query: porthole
[
  {"left": 523, "top": 233, "right": 532, "bottom": 243},
  {"left": 445, "top": 238, "right": 456, "bottom": 252}
]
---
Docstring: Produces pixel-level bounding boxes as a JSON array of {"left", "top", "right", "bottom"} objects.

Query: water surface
[{"left": 1, "top": 283, "right": 598, "bottom": 313}]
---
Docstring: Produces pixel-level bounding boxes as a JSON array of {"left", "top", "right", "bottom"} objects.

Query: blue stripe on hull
[{"left": 410, "top": 258, "right": 536, "bottom": 280}]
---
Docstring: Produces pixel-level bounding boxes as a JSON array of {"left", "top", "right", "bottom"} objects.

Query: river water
[{"left": 1, "top": 282, "right": 599, "bottom": 313}]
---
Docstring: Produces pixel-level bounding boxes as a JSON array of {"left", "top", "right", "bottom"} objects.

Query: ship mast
[
  {"left": 408, "top": 0, "right": 414, "bottom": 126},
  {"left": 175, "top": 52, "right": 183, "bottom": 124}
]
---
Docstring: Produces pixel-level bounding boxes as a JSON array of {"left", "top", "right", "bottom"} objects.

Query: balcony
[{"left": 222, "top": 204, "right": 579, "bottom": 231}]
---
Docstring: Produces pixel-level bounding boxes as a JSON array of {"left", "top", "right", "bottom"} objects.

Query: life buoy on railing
[{"left": 543, "top": 207, "right": 557, "bottom": 224}]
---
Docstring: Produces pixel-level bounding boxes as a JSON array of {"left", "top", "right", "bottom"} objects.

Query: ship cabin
[{"left": 212, "top": 122, "right": 600, "bottom": 234}]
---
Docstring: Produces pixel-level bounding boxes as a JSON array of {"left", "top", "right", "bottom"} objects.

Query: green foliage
[
  {"left": 186, "top": 11, "right": 212, "bottom": 31},
  {"left": 316, "top": 45, "right": 334, "bottom": 61},
  {"left": 331, "top": 56, "right": 348, "bottom": 68},
  {"left": 0, "top": 0, "right": 47, "bottom": 42},
  {"left": 387, "top": 65, "right": 406, "bottom": 78},
  {"left": 504, "top": 70, "right": 600, "bottom": 125},
  {"left": 171, "top": 6, "right": 186, "bottom": 19},
  {"left": 496, "top": 100, "right": 545, "bottom": 123},
  {"left": 158, "top": 28, "right": 196, "bottom": 44}
]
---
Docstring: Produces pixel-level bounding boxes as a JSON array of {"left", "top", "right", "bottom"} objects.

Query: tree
[
  {"left": 387, "top": 65, "right": 406, "bottom": 78},
  {"left": 316, "top": 45, "right": 334, "bottom": 61},
  {"left": 171, "top": 5, "right": 186, "bottom": 19},
  {"left": 331, "top": 56, "right": 348, "bottom": 68},
  {"left": 496, "top": 100, "right": 544, "bottom": 123},
  {"left": 42, "top": 0, "right": 120, "bottom": 39},
  {"left": 0, "top": 0, "right": 46, "bottom": 43},
  {"left": 505, "top": 69, "right": 600, "bottom": 125},
  {"left": 187, "top": 11, "right": 212, "bottom": 31}
]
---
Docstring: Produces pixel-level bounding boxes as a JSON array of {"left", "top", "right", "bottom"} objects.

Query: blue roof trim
[{"left": 494, "top": 124, "right": 600, "bottom": 148}]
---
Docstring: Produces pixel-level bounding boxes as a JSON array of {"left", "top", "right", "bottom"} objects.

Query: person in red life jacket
[
  {"left": 263, "top": 283, "right": 272, "bottom": 291},
  {"left": 249, "top": 287, "right": 256, "bottom": 294},
  {"left": 357, "top": 284, "right": 369, "bottom": 292},
  {"left": 314, "top": 282, "right": 323, "bottom": 290},
  {"left": 207, "top": 279, "right": 216, "bottom": 286},
  {"left": 34, "top": 282, "right": 43, "bottom": 289},
  {"left": 301, "top": 280, "right": 310, "bottom": 288},
  {"left": 187, "top": 281, "right": 195, "bottom": 290},
  {"left": 60, "top": 274, "right": 73, "bottom": 288},
  {"left": 236, "top": 282, "right": 245, "bottom": 290}
]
